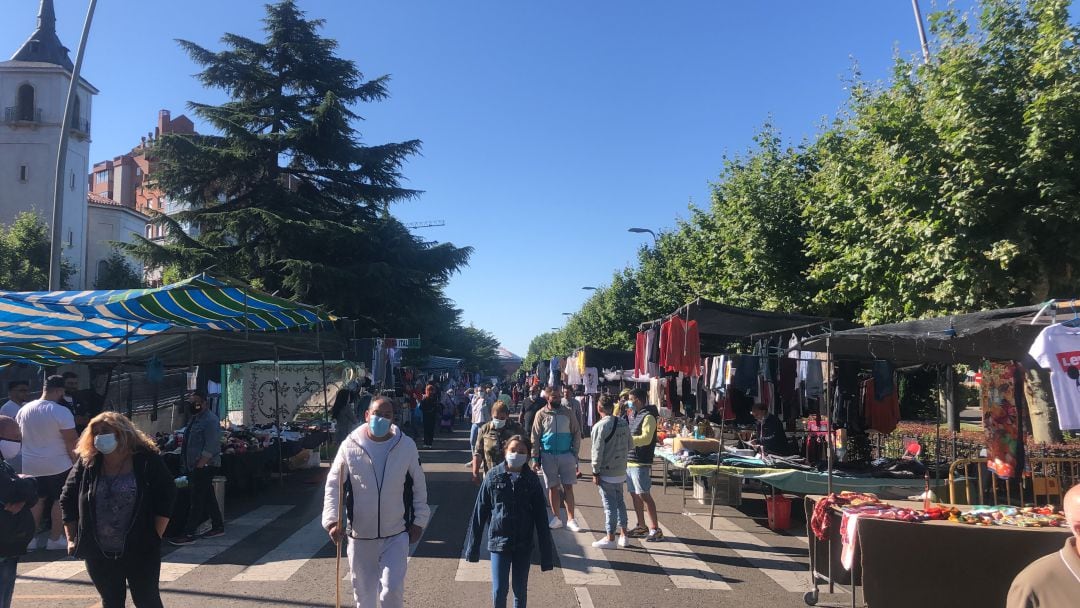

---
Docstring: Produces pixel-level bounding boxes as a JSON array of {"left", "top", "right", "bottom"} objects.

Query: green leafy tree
[
  {"left": 93, "top": 250, "right": 143, "bottom": 290},
  {"left": 0, "top": 212, "right": 72, "bottom": 290},
  {"left": 123, "top": 1, "right": 471, "bottom": 335}
]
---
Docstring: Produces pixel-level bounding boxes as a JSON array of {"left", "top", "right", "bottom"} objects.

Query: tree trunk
[{"left": 1024, "top": 367, "right": 1063, "bottom": 445}]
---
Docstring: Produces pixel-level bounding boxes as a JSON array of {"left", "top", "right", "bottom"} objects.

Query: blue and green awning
[{"left": 0, "top": 274, "right": 331, "bottom": 366}]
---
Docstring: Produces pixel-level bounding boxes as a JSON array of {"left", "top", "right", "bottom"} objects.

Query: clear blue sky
[{"left": 4, "top": 0, "right": 975, "bottom": 356}]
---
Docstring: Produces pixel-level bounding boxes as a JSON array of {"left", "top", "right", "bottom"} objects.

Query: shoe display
[
  {"left": 45, "top": 537, "right": 68, "bottom": 551},
  {"left": 548, "top": 517, "right": 563, "bottom": 529},
  {"left": 591, "top": 537, "right": 616, "bottom": 549},
  {"left": 565, "top": 519, "right": 582, "bottom": 532},
  {"left": 617, "top": 535, "right": 628, "bottom": 548}
]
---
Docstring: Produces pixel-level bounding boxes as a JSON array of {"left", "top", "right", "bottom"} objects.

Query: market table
[{"left": 804, "top": 495, "right": 1071, "bottom": 607}]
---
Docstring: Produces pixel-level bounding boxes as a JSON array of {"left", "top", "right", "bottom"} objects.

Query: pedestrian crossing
[{"left": 15, "top": 501, "right": 810, "bottom": 595}]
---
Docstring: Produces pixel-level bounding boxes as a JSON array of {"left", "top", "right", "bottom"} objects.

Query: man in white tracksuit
[{"left": 324, "top": 397, "right": 430, "bottom": 608}]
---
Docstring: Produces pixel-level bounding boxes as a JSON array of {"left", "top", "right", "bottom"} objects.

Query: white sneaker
[
  {"left": 591, "top": 537, "right": 616, "bottom": 549},
  {"left": 618, "top": 535, "right": 628, "bottom": 548},
  {"left": 565, "top": 519, "right": 582, "bottom": 533},
  {"left": 548, "top": 517, "right": 563, "bottom": 529},
  {"left": 45, "top": 536, "right": 67, "bottom": 551}
]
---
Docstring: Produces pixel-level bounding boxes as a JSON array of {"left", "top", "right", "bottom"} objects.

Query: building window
[
  {"left": 146, "top": 224, "right": 153, "bottom": 239},
  {"left": 73, "top": 96, "right": 81, "bottom": 124},
  {"left": 19, "top": 165, "right": 27, "bottom": 182},
  {"left": 16, "top": 84, "right": 35, "bottom": 121},
  {"left": 94, "top": 171, "right": 108, "bottom": 184},
  {"left": 70, "top": 171, "right": 76, "bottom": 190}
]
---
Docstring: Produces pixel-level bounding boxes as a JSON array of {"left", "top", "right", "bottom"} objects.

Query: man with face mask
[
  {"left": 323, "top": 397, "right": 430, "bottom": 608},
  {"left": 16, "top": 375, "right": 77, "bottom": 551},
  {"left": 0, "top": 415, "right": 37, "bottom": 608},
  {"left": 168, "top": 389, "right": 224, "bottom": 545},
  {"left": 471, "top": 400, "right": 525, "bottom": 484}
]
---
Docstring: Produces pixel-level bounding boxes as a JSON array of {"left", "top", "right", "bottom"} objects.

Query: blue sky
[{"left": 4, "top": 1, "right": 972, "bottom": 355}]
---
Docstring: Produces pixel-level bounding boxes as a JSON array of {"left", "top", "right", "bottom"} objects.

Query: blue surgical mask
[
  {"left": 492, "top": 418, "right": 506, "bottom": 429},
  {"left": 94, "top": 433, "right": 118, "bottom": 455},
  {"left": 505, "top": 452, "right": 528, "bottom": 470},
  {"left": 368, "top": 415, "right": 391, "bottom": 437}
]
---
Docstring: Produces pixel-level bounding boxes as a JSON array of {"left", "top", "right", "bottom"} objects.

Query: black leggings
[
  {"left": 85, "top": 554, "right": 164, "bottom": 608},
  {"left": 422, "top": 412, "right": 437, "bottom": 445}
]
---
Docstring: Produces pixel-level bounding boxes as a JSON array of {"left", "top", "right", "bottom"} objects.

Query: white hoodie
[{"left": 322, "top": 423, "right": 430, "bottom": 539}]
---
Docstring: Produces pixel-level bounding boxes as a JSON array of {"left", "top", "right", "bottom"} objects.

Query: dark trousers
[
  {"left": 184, "top": 467, "right": 223, "bottom": 535},
  {"left": 85, "top": 554, "right": 164, "bottom": 608},
  {"left": 422, "top": 412, "right": 437, "bottom": 446}
]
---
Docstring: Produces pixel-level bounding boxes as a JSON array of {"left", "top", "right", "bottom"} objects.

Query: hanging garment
[
  {"left": 804, "top": 360, "right": 824, "bottom": 399},
  {"left": 648, "top": 378, "right": 662, "bottom": 407},
  {"left": 1028, "top": 322, "right": 1080, "bottom": 430},
  {"left": 679, "top": 320, "right": 701, "bottom": 376},
  {"left": 861, "top": 378, "right": 900, "bottom": 435},
  {"left": 980, "top": 361, "right": 1025, "bottom": 480},
  {"left": 565, "top": 356, "right": 583, "bottom": 386},
  {"left": 583, "top": 368, "right": 598, "bottom": 395},
  {"left": 634, "top": 332, "right": 648, "bottom": 377},
  {"left": 872, "top": 360, "right": 895, "bottom": 400},
  {"left": 659, "top": 317, "right": 686, "bottom": 373},
  {"left": 732, "top": 356, "right": 759, "bottom": 394},
  {"left": 646, "top": 327, "right": 660, "bottom": 378}
]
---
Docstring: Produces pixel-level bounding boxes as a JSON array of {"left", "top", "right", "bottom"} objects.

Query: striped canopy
[{"left": 0, "top": 274, "right": 330, "bottom": 366}]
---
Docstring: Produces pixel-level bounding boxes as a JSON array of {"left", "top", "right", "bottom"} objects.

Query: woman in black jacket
[
  {"left": 60, "top": 412, "right": 177, "bottom": 608},
  {"left": 465, "top": 435, "right": 554, "bottom": 608}
]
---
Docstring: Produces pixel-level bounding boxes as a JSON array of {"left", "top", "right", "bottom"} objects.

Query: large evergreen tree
[{"left": 125, "top": 1, "right": 470, "bottom": 331}]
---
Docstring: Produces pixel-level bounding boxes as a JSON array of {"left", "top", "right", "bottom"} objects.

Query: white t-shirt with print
[
  {"left": 15, "top": 399, "right": 76, "bottom": 477},
  {"left": 1029, "top": 323, "right": 1080, "bottom": 431}
]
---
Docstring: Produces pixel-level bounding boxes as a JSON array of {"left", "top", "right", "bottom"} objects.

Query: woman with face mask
[
  {"left": 471, "top": 400, "right": 525, "bottom": 484},
  {"left": 59, "top": 412, "right": 176, "bottom": 608},
  {"left": 465, "top": 436, "right": 554, "bottom": 608}
]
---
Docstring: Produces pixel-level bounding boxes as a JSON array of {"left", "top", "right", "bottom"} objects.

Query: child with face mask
[
  {"left": 466, "top": 436, "right": 554, "bottom": 608},
  {"left": 471, "top": 400, "right": 525, "bottom": 484}
]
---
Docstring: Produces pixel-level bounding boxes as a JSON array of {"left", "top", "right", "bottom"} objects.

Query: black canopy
[
  {"left": 641, "top": 298, "right": 848, "bottom": 353},
  {"left": 797, "top": 304, "right": 1061, "bottom": 365},
  {"left": 580, "top": 346, "right": 634, "bottom": 371}
]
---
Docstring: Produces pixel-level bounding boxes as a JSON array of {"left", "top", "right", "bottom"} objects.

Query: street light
[
  {"left": 561, "top": 312, "right": 572, "bottom": 316},
  {"left": 628, "top": 227, "right": 658, "bottom": 244},
  {"left": 49, "top": 0, "right": 99, "bottom": 289},
  {"left": 582, "top": 286, "right": 597, "bottom": 291}
]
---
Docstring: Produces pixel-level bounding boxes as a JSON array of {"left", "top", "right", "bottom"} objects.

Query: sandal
[{"left": 626, "top": 525, "right": 649, "bottom": 538}]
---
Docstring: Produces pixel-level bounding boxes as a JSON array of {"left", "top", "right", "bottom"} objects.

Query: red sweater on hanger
[
  {"left": 634, "top": 331, "right": 647, "bottom": 377},
  {"left": 679, "top": 320, "right": 700, "bottom": 376}
]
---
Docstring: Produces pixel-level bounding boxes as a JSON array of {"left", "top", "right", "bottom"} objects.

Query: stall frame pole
[{"left": 274, "top": 348, "right": 283, "bottom": 485}]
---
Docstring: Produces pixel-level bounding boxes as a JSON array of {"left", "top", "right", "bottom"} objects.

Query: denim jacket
[
  {"left": 465, "top": 463, "right": 553, "bottom": 569},
  {"left": 181, "top": 409, "right": 221, "bottom": 472}
]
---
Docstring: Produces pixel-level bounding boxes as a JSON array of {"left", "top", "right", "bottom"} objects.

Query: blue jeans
[
  {"left": 0, "top": 556, "right": 17, "bottom": 608},
  {"left": 490, "top": 550, "right": 531, "bottom": 608},
  {"left": 470, "top": 423, "right": 482, "bottom": 454},
  {"left": 597, "top": 480, "right": 628, "bottom": 535}
]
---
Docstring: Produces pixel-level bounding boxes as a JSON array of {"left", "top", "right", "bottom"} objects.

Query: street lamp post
[
  {"left": 581, "top": 286, "right": 597, "bottom": 291},
  {"left": 49, "top": 0, "right": 98, "bottom": 290},
  {"left": 628, "top": 227, "right": 658, "bottom": 244}
]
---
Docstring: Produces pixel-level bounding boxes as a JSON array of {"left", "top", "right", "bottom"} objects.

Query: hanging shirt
[
  {"left": 583, "top": 368, "right": 598, "bottom": 394},
  {"left": 1029, "top": 323, "right": 1080, "bottom": 430}
]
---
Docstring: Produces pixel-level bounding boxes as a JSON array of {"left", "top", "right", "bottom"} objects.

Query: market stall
[{"left": 804, "top": 494, "right": 1070, "bottom": 608}]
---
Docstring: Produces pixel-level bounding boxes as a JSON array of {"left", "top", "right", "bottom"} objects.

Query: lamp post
[
  {"left": 628, "top": 227, "right": 658, "bottom": 244},
  {"left": 581, "top": 286, "right": 597, "bottom": 291},
  {"left": 562, "top": 312, "right": 572, "bottom": 316},
  {"left": 911, "top": 0, "right": 930, "bottom": 64},
  {"left": 49, "top": 0, "right": 98, "bottom": 290}
]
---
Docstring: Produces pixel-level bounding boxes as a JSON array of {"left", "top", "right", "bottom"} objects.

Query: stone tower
[{"left": 0, "top": 0, "right": 97, "bottom": 288}]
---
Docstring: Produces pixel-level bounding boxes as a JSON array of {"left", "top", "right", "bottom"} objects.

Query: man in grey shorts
[{"left": 530, "top": 387, "right": 582, "bottom": 532}]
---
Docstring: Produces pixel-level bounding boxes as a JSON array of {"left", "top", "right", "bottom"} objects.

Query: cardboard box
[
  {"left": 693, "top": 474, "right": 742, "bottom": 506},
  {"left": 672, "top": 437, "right": 720, "bottom": 454}
]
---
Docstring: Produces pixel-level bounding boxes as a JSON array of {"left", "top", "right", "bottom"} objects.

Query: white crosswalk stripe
[
  {"left": 232, "top": 514, "right": 329, "bottom": 582},
  {"left": 550, "top": 508, "right": 618, "bottom": 586},
  {"left": 160, "top": 505, "right": 294, "bottom": 582},
  {"left": 634, "top": 524, "right": 732, "bottom": 590},
  {"left": 688, "top": 512, "right": 811, "bottom": 593},
  {"left": 15, "top": 558, "right": 85, "bottom": 585}
]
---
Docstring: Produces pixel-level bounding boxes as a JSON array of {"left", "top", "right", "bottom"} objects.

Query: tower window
[
  {"left": 19, "top": 165, "right": 27, "bottom": 182},
  {"left": 16, "top": 84, "right": 35, "bottom": 121},
  {"left": 70, "top": 171, "right": 76, "bottom": 190}
]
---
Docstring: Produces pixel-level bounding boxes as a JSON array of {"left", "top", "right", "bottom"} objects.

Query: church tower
[{"left": 0, "top": 0, "right": 97, "bottom": 288}]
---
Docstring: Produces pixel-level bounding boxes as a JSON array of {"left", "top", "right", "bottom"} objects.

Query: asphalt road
[{"left": 12, "top": 421, "right": 861, "bottom": 608}]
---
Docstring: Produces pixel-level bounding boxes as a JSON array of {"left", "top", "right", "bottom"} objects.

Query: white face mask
[
  {"left": 0, "top": 440, "right": 19, "bottom": 460},
  {"left": 492, "top": 418, "right": 506, "bottom": 429},
  {"left": 93, "top": 433, "right": 118, "bottom": 455},
  {"left": 505, "top": 452, "right": 528, "bottom": 470}
]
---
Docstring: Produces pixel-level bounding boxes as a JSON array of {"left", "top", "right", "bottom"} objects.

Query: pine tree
[{"left": 125, "top": 1, "right": 470, "bottom": 330}]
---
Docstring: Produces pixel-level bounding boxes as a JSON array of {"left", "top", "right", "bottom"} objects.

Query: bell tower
[{"left": 0, "top": 0, "right": 98, "bottom": 288}]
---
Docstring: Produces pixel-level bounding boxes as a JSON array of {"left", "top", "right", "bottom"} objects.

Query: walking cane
[{"left": 335, "top": 461, "right": 346, "bottom": 608}]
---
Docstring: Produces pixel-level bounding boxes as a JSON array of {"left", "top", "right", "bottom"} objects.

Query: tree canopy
[{"left": 524, "top": 0, "right": 1080, "bottom": 370}]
